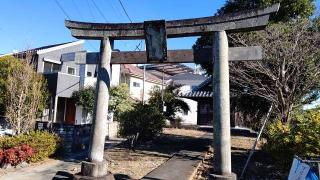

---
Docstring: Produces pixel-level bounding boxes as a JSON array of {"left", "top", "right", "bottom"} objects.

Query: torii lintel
[{"left": 65, "top": 4, "right": 280, "bottom": 40}]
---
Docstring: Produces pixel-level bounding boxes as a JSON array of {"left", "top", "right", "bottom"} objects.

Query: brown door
[{"left": 65, "top": 98, "right": 76, "bottom": 124}]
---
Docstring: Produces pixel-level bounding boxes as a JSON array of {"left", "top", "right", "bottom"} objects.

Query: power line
[
  {"left": 91, "top": 0, "right": 109, "bottom": 22},
  {"left": 86, "top": 0, "right": 97, "bottom": 22},
  {"left": 54, "top": 0, "right": 98, "bottom": 51},
  {"left": 134, "top": 41, "right": 143, "bottom": 51},
  {"left": 72, "top": 0, "right": 85, "bottom": 20},
  {"left": 54, "top": 0, "right": 71, "bottom": 19},
  {"left": 106, "top": 0, "right": 126, "bottom": 21},
  {"left": 69, "top": 0, "right": 98, "bottom": 51},
  {"left": 117, "top": 0, "right": 133, "bottom": 23},
  {"left": 116, "top": 0, "right": 142, "bottom": 51}
]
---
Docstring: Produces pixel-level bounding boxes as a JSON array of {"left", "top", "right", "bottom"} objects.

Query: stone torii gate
[{"left": 65, "top": 4, "right": 279, "bottom": 179}]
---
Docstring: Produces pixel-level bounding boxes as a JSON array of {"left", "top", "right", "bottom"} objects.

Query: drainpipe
[
  {"left": 161, "top": 66, "right": 165, "bottom": 112},
  {"left": 142, "top": 65, "right": 146, "bottom": 103},
  {"left": 53, "top": 95, "right": 58, "bottom": 123}
]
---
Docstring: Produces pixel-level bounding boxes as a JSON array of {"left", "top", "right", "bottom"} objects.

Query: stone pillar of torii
[{"left": 64, "top": 4, "right": 279, "bottom": 179}]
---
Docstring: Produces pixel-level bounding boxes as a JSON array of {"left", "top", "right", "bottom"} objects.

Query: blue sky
[
  {"left": 0, "top": 0, "right": 228, "bottom": 54},
  {"left": 1, "top": 0, "right": 319, "bottom": 54}
]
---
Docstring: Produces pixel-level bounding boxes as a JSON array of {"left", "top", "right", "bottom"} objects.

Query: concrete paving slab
[
  {"left": 0, "top": 159, "right": 79, "bottom": 180},
  {"left": 141, "top": 150, "right": 204, "bottom": 180}
]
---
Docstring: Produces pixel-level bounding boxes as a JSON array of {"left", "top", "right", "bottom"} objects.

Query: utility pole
[
  {"left": 142, "top": 64, "right": 146, "bottom": 103},
  {"left": 161, "top": 66, "right": 165, "bottom": 112}
]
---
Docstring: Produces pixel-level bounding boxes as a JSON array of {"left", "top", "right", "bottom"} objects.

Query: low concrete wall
[
  {"left": 35, "top": 121, "right": 119, "bottom": 155},
  {"left": 107, "top": 121, "right": 119, "bottom": 139}
]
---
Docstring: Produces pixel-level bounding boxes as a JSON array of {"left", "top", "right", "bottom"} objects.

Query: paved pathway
[
  {"left": 142, "top": 134, "right": 211, "bottom": 180},
  {"left": 0, "top": 138, "right": 126, "bottom": 180},
  {"left": 142, "top": 150, "right": 205, "bottom": 180},
  {"left": 0, "top": 159, "right": 79, "bottom": 180}
]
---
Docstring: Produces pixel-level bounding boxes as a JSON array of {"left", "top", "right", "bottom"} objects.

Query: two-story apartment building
[{"left": 2, "top": 41, "right": 86, "bottom": 125}]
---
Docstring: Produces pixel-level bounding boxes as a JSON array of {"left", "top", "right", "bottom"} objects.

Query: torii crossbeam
[
  {"left": 65, "top": 4, "right": 279, "bottom": 180},
  {"left": 61, "top": 46, "right": 263, "bottom": 64}
]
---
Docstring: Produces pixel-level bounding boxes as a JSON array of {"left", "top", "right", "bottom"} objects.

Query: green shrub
[
  {"left": 119, "top": 103, "right": 165, "bottom": 140},
  {"left": 109, "top": 83, "right": 134, "bottom": 119},
  {"left": 72, "top": 83, "right": 134, "bottom": 121},
  {"left": 264, "top": 109, "right": 320, "bottom": 167},
  {"left": 0, "top": 131, "right": 60, "bottom": 162}
]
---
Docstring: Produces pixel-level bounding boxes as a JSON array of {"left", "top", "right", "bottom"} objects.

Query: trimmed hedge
[{"left": 0, "top": 131, "right": 60, "bottom": 162}]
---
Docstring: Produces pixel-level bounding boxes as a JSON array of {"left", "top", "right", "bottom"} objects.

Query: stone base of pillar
[
  {"left": 73, "top": 161, "right": 114, "bottom": 180},
  {"left": 209, "top": 173, "right": 237, "bottom": 180},
  {"left": 73, "top": 173, "right": 115, "bottom": 180}
]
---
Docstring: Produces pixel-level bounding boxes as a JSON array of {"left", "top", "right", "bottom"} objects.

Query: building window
[
  {"left": 133, "top": 82, "right": 140, "bottom": 87},
  {"left": 87, "top": 71, "right": 92, "bottom": 77},
  {"left": 43, "top": 62, "right": 61, "bottom": 73},
  {"left": 67, "top": 67, "right": 75, "bottom": 75}
]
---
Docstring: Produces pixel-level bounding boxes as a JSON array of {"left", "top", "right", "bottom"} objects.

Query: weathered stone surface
[
  {"left": 209, "top": 173, "right": 237, "bottom": 180},
  {"left": 144, "top": 20, "right": 167, "bottom": 62},
  {"left": 74, "top": 171, "right": 115, "bottom": 180},
  {"left": 88, "top": 38, "right": 111, "bottom": 163},
  {"left": 213, "top": 31, "right": 232, "bottom": 175},
  {"left": 67, "top": 46, "right": 262, "bottom": 65},
  {"left": 142, "top": 150, "right": 204, "bottom": 180},
  {"left": 80, "top": 161, "right": 108, "bottom": 177},
  {"left": 65, "top": 4, "right": 279, "bottom": 39},
  {"left": 63, "top": 3, "right": 280, "bottom": 179}
]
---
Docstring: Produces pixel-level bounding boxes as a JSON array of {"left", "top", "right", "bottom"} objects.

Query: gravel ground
[
  {"left": 106, "top": 148, "right": 170, "bottom": 179},
  {"left": 163, "top": 128, "right": 207, "bottom": 138},
  {"left": 193, "top": 135, "right": 287, "bottom": 179},
  {"left": 105, "top": 128, "right": 210, "bottom": 179}
]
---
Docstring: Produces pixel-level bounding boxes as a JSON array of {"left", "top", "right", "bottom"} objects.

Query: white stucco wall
[
  {"left": 80, "top": 64, "right": 120, "bottom": 88},
  {"left": 78, "top": 64, "right": 97, "bottom": 88},
  {"left": 84, "top": 77, "right": 96, "bottom": 87},
  {"left": 111, "top": 64, "right": 120, "bottom": 87},
  {"left": 176, "top": 98, "right": 198, "bottom": 125},
  {"left": 128, "top": 76, "right": 161, "bottom": 101}
]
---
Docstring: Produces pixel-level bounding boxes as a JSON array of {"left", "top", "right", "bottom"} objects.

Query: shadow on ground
[
  {"left": 114, "top": 173, "right": 133, "bottom": 180},
  {"left": 200, "top": 143, "right": 287, "bottom": 179},
  {"left": 52, "top": 171, "right": 73, "bottom": 180},
  {"left": 120, "top": 133, "right": 211, "bottom": 156}
]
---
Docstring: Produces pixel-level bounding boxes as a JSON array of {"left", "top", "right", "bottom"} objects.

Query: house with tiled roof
[
  {"left": 142, "top": 64, "right": 208, "bottom": 125},
  {"left": 120, "top": 64, "right": 162, "bottom": 101},
  {"left": 181, "top": 76, "right": 239, "bottom": 127}
]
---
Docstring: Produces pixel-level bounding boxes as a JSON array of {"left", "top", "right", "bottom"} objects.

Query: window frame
[
  {"left": 67, "top": 66, "right": 76, "bottom": 75},
  {"left": 43, "top": 61, "right": 61, "bottom": 73},
  {"left": 133, "top": 82, "right": 140, "bottom": 87},
  {"left": 87, "top": 71, "right": 92, "bottom": 77}
]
